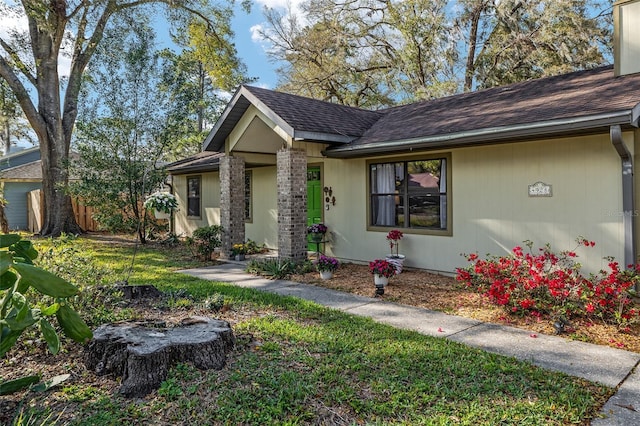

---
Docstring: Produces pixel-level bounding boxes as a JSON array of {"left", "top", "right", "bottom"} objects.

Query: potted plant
[
  {"left": 231, "top": 243, "right": 247, "bottom": 261},
  {"left": 315, "top": 254, "right": 339, "bottom": 279},
  {"left": 144, "top": 191, "right": 178, "bottom": 219},
  {"left": 385, "top": 229, "right": 405, "bottom": 274},
  {"left": 369, "top": 259, "right": 396, "bottom": 295},
  {"left": 307, "top": 223, "right": 328, "bottom": 243}
]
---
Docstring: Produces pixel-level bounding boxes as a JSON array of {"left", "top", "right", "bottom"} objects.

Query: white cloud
[
  {"left": 254, "top": 0, "right": 304, "bottom": 10},
  {"left": 250, "top": 24, "right": 265, "bottom": 43}
]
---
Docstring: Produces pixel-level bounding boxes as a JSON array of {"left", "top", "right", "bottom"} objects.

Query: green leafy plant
[
  {"left": 246, "top": 258, "right": 297, "bottom": 279},
  {"left": 244, "top": 239, "right": 266, "bottom": 255},
  {"left": 186, "top": 225, "right": 224, "bottom": 259},
  {"left": 0, "top": 234, "right": 93, "bottom": 395}
]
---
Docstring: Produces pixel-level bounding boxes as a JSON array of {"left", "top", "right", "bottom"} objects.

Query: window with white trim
[{"left": 370, "top": 158, "right": 448, "bottom": 230}]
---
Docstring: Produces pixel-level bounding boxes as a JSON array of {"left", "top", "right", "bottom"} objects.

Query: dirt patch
[{"left": 290, "top": 263, "right": 640, "bottom": 353}]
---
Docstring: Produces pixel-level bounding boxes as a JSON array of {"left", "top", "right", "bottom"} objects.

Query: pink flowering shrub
[{"left": 456, "top": 238, "right": 640, "bottom": 326}]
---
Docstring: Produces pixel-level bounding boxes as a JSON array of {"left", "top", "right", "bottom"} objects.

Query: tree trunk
[
  {"left": 464, "top": 3, "right": 486, "bottom": 92},
  {"left": 38, "top": 129, "right": 82, "bottom": 236},
  {"left": 84, "top": 317, "right": 235, "bottom": 397}
]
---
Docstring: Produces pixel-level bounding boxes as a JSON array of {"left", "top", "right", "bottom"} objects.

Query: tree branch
[
  {"left": 0, "top": 38, "right": 37, "bottom": 86},
  {"left": 0, "top": 55, "right": 45, "bottom": 139}
]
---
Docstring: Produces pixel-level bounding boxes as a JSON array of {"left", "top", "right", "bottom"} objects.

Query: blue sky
[{"left": 230, "top": 0, "right": 300, "bottom": 89}]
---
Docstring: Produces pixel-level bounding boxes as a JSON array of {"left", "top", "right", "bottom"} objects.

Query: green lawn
[{"left": 8, "top": 236, "right": 612, "bottom": 425}]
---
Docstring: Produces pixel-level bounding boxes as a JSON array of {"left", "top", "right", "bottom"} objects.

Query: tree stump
[
  {"left": 84, "top": 317, "right": 235, "bottom": 397},
  {"left": 114, "top": 283, "right": 163, "bottom": 300}
]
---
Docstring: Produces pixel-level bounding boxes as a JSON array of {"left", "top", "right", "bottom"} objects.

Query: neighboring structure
[
  {"left": 168, "top": 1, "right": 640, "bottom": 274},
  {"left": 0, "top": 147, "right": 42, "bottom": 230}
]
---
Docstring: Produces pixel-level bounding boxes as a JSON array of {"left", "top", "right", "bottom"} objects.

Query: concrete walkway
[{"left": 179, "top": 262, "right": 640, "bottom": 425}]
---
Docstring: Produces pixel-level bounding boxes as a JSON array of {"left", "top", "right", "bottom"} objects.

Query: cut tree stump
[
  {"left": 84, "top": 317, "right": 235, "bottom": 397},
  {"left": 114, "top": 283, "right": 163, "bottom": 300}
]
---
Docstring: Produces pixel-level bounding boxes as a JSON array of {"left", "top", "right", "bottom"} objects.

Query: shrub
[
  {"left": 0, "top": 234, "right": 93, "bottom": 395},
  {"left": 246, "top": 258, "right": 314, "bottom": 279},
  {"left": 456, "top": 238, "right": 640, "bottom": 326},
  {"left": 187, "top": 225, "right": 224, "bottom": 259}
]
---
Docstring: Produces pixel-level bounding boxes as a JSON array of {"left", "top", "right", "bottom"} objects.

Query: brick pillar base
[
  {"left": 277, "top": 149, "right": 307, "bottom": 261},
  {"left": 220, "top": 155, "right": 245, "bottom": 258}
]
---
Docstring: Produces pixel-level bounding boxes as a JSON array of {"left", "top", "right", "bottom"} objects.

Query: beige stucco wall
[
  {"left": 245, "top": 166, "right": 278, "bottom": 248},
  {"left": 321, "top": 132, "right": 632, "bottom": 275},
  {"left": 173, "top": 172, "right": 221, "bottom": 237},
  {"left": 174, "top": 97, "right": 636, "bottom": 275}
]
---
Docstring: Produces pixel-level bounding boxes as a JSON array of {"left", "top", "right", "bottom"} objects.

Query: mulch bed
[{"left": 290, "top": 263, "right": 640, "bottom": 353}]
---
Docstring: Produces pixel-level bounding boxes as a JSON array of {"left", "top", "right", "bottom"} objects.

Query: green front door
[{"left": 307, "top": 167, "right": 322, "bottom": 251}]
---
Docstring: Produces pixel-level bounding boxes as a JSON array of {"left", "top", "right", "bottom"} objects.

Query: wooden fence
[{"left": 27, "top": 189, "right": 100, "bottom": 233}]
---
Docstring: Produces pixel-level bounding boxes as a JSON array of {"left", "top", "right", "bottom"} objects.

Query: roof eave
[
  {"left": 294, "top": 130, "right": 355, "bottom": 144},
  {"left": 203, "top": 86, "right": 296, "bottom": 152},
  {"left": 324, "top": 111, "right": 634, "bottom": 158}
]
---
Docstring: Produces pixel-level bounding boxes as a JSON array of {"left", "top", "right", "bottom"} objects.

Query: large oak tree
[{"left": 0, "top": 0, "right": 245, "bottom": 236}]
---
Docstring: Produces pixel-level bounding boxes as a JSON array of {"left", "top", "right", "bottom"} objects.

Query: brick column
[
  {"left": 277, "top": 149, "right": 307, "bottom": 261},
  {"left": 220, "top": 155, "right": 245, "bottom": 258}
]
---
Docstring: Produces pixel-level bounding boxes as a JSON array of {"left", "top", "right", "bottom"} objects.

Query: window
[
  {"left": 187, "top": 176, "right": 201, "bottom": 217},
  {"left": 244, "top": 170, "right": 252, "bottom": 221},
  {"left": 370, "top": 157, "right": 448, "bottom": 230}
]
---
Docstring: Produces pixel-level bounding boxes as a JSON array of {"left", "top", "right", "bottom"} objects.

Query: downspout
[{"left": 610, "top": 125, "right": 636, "bottom": 271}]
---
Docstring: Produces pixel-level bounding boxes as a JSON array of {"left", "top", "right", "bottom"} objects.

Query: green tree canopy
[
  {"left": 0, "top": 0, "right": 248, "bottom": 236},
  {"left": 260, "top": 0, "right": 612, "bottom": 106}
]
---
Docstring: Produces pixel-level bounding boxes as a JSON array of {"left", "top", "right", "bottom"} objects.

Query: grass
[{"left": 3, "top": 235, "right": 613, "bottom": 425}]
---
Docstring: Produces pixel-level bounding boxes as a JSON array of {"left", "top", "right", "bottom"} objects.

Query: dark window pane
[
  {"left": 408, "top": 195, "right": 446, "bottom": 229},
  {"left": 187, "top": 198, "right": 200, "bottom": 217},
  {"left": 187, "top": 176, "right": 201, "bottom": 217},
  {"left": 245, "top": 171, "right": 252, "bottom": 220}
]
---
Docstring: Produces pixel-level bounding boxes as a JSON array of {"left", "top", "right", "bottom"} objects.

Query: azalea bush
[
  {"left": 386, "top": 229, "right": 403, "bottom": 257},
  {"left": 315, "top": 254, "right": 339, "bottom": 272},
  {"left": 456, "top": 237, "right": 640, "bottom": 326},
  {"left": 144, "top": 191, "right": 178, "bottom": 214},
  {"left": 369, "top": 259, "right": 396, "bottom": 278}
]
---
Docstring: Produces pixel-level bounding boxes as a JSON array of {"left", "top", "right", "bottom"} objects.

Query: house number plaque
[{"left": 528, "top": 181, "right": 552, "bottom": 197}]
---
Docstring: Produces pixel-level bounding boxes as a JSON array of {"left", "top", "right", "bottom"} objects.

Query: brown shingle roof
[
  {"left": 351, "top": 66, "right": 640, "bottom": 147},
  {"left": 242, "top": 86, "right": 384, "bottom": 139},
  {"left": 0, "top": 160, "right": 42, "bottom": 180},
  {"left": 165, "top": 151, "right": 224, "bottom": 174},
  {"left": 203, "top": 66, "right": 640, "bottom": 157}
]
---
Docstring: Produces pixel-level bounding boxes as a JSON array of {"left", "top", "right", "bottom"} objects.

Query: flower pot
[
  {"left": 385, "top": 254, "right": 405, "bottom": 274},
  {"left": 310, "top": 233, "right": 324, "bottom": 243},
  {"left": 319, "top": 270, "right": 333, "bottom": 280},
  {"left": 234, "top": 254, "right": 245, "bottom": 261},
  {"left": 154, "top": 210, "right": 170, "bottom": 220},
  {"left": 374, "top": 274, "right": 389, "bottom": 287}
]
